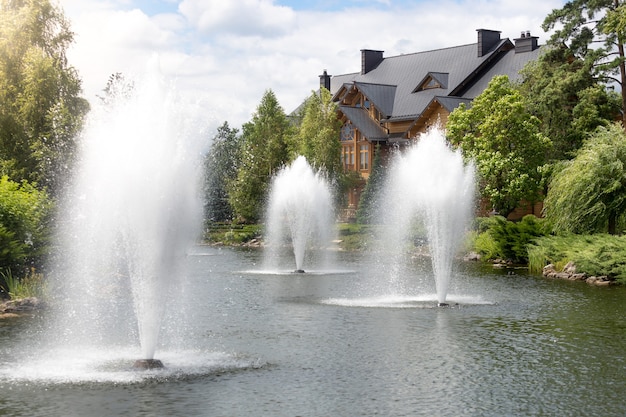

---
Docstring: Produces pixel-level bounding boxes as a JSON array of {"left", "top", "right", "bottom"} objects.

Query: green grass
[
  {"left": 0, "top": 268, "right": 47, "bottom": 299},
  {"left": 204, "top": 223, "right": 263, "bottom": 245}
]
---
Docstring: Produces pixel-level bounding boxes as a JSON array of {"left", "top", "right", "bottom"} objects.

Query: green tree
[
  {"left": 542, "top": 0, "right": 626, "bottom": 126},
  {"left": 294, "top": 88, "right": 342, "bottom": 183},
  {"left": 544, "top": 123, "right": 626, "bottom": 235},
  {"left": 0, "top": 175, "right": 53, "bottom": 276},
  {"left": 204, "top": 122, "right": 241, "bottom": 222},
  {"left": 229, "top": 90, "right": 293, "bottom": 222},
  {"left": 447, "top": 75, "right": 552, "bottom": 217},
  {"left": 0, "top": 0, "right": 89, "bottom": 195},
  {"left": 520, "top": 49, "right": 620, "bottom": 159},
  {"left": 356, "top": 144, "right": 385, "bottom": 224}
]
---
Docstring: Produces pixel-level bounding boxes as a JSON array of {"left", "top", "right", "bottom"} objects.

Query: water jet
[
  {"left": 264, "top": 156, "right": 335, "bottom": 273},
  {"left": 383, "top": 128, "right": 475, "bottom": 304},
  {"left": 48, "top": 62, "right": 207, "bottom": 369}
]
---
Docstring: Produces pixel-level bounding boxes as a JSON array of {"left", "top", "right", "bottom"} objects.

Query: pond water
[{"left": 1, "top": 246, "right": 625, "bottom": 416}]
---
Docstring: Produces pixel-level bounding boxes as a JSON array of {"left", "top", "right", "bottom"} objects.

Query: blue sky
[{"left": 61, "top": 0, "right": 565, "bottom": 130}]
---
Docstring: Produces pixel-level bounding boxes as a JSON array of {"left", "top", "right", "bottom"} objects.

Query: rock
[
  {"left": 463, "top": 252, "right": 481, "bottom": 262},
  {"left": 586, "top": 276, "right": 613, "bottom": 286},
  {"left": 0, "top": 297, "right": 45, "bottom": 316}
]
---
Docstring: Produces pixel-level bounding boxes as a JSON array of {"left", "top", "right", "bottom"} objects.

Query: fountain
[
  {"left": 382, "top": 127, "right": 475, "bottom": 306},
  {"left": 264, "top": 156, "right": 335, "bottom": 273},
  {"left": 48, "top": 64, "right": 207, "bottom": 369}
]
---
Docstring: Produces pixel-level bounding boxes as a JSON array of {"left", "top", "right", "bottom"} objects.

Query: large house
[{"left": 320, "top": 29, "right": 542, "bottom": 219}]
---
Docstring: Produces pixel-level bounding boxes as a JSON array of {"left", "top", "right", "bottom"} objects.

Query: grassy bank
[{"left": 528, "top": 234, "right": 626, "bottom": 284}]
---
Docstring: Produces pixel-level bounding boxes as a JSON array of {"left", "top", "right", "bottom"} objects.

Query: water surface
[{"left": 1, "top": 247, "right": 625, "bottom": 416}]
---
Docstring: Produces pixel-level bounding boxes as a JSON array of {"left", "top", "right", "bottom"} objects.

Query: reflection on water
[{"left": 1, "top": 246, "right": 626, "bottom": 416}]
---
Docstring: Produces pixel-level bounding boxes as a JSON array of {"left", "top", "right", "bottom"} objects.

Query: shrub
[
  {"left": 0, "top": 176, "right": 53, "bottom": 275},
  {"left": 473, "top": 215, "right": 549, "bottom": 263},
  {"left": 528, "top": 234, "right": 626, "bottom": 283}
]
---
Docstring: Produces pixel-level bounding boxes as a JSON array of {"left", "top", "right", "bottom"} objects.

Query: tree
[
  {"left": 447, "top": 75, "right": 552, "bottom": 217},
  {"left": 519, "top": 48, "right": 621, "bottom": 160},
  {"left": 542, "top": 0, "right": 626, "bottom": 126},
  {"left": 204, "top": 122, "right": 241, "bottom": 222},
  {"left": 356, "top": 144, "right": 385, "bottom": 224},
  {"left": 544, "top": 123, "right": 626, "bottom": 235},
  {"left": 0, "top": 0, "right": 89, "bottom": 195},
  {"left": 229, "top": 90, "right": 293, "bottom": 222},
  {"left": 293, "top": 88, "right": 342, "bottom": 183}
]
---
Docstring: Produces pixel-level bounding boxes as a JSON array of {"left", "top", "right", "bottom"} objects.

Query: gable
[{"left": 413, "top": 72, "right": 449, "bottom": 93}]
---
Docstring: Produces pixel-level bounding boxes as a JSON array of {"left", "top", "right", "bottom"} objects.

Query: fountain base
[
  {"left": 294, "top": 269, "right": 305, "bottom": 274},
  {"left": 133, "top": 359, "right": 164, "bottom": 370}
]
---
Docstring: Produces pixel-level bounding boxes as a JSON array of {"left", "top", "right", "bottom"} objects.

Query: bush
[
  {"left": 473, "top": 215, "right": 549, "bottom": 263},
  {"left": 0, "top": 176, "right": 53, "bottom": 275}
]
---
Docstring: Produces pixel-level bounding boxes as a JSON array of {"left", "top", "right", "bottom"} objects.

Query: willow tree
[
  {"left": 544, "top": 123, "right": 626, "bottom": 235},
  {"left": 447, "top": 75, "right": 552, "bottom": 217},
  {"left": 0, "top": 0, "right": 89, "bottom": 195}
]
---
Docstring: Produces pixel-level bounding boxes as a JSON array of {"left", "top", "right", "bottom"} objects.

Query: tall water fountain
[
  {"left": 382, "top": 128, "right": 475, "bottom": 305},
  {"left": 49, "top": 66, "right": 206, "bottom": 369},
  {"left": 264, "top": 156, "right": 335, "bottom": 273}
]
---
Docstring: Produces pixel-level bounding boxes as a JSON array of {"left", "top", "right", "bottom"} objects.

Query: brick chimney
[
  {"left": 514, "top": 30, "right": 539, "bottom": 53},
  {"left": 361, "top": 49, "right": 384, "bottom": 75},
  {"left": 319, "top": 69, "right": 331, "bottom": 91},
  {"left": 476, "top": 29, "right": 501, "bottom": 57}
]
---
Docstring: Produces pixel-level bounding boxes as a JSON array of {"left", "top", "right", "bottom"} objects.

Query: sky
[{"left": 59, "top": 0, "right": 566, "bottom": 131}]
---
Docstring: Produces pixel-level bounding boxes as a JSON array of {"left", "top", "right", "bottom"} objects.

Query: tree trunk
[
  {"left": 617, "top": 0, "right": 626, "bottom": 128},
  {"left": 608, "top": 210, "right": 617, "bottom": 235}
]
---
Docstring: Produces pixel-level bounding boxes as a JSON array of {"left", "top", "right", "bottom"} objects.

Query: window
[
  {"left": 342, "top": 145, "right": 355, "bottom": 170},
  {"left": 359, "top": 144, "right": 369, "bottom": 170},
  {"left": 341, "top": 124, "right": 354, "bottom": 141}
]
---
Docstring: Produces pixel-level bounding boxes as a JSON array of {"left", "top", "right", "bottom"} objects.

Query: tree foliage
[
  {"left": 520, "top": 48, "right": 620, "bottom": 159},
  {"left": 204, "top": 122, "right": 241, "bottom": 222},
  {"left": 542, "top": 0, "right": 626, "bottom": 126},
  {"left": 0, "top": 0, "right": 89, "bottom": 195},
  {"left": 0, "top": 175, "right": 53, "bottom": 275},
  {"left": 229, "top": 90, "right": 293, "bottom": 222},
  {"left": 544, "top": 123, "right": 626, "bottom": 235},
  {"left": 447, "top": 75, "right": 552, "bottom": 217},
  {"left": 293, "top": 88, "right": 342, "bottom": 183}
]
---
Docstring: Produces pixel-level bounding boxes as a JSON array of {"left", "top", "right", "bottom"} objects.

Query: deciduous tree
[
  {"left": 229, "top": 90, "right": 293, "bottom": 222},
  {"left": 0, "top": 0, "right": 89, "bottom": 195},
  {"left": 447, "top": 75, "right": 551, "bottom": 217},
  {"left": 294, "top": 88, "right": 342, "bottom": 183}
]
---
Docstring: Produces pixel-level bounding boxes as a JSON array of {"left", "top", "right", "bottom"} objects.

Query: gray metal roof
[
  {"left": 354, "top": 82, "right": 397, "bottom": 117},
  {"left": 339, "top": 105, "right": 388, "bottom": 141},
  {"left": 330, "top": 38, "right": 539, "bottom": 123}
]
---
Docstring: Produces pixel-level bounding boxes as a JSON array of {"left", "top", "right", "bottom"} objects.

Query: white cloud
[
  {"left": 178, "top": 0, "right": 296, "bottom": 37},
  {"left": 60, "top": 0, "right": 565, "bottom": 131}
]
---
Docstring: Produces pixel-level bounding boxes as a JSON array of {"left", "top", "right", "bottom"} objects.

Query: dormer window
[{"left": 413, "top": 72, "right": 449, "bottom": 93}]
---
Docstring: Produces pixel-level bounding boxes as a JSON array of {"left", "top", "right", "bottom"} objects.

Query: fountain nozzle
[{"left": 133, "top": 359, "right": 164, "bottom": 370}]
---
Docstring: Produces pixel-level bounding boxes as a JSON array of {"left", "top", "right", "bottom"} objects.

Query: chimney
[
  {"left": 476, "top": 29, "right": 501, "bottom": 57},
  {"left": 319, "top": 69, "right": 331, "bottom": 91},
  {"left": 514, "top": 30, "right": 539, "bottom": 53},
  {"left": 361, "top": 49, "right": 384, "bottom": 75}
]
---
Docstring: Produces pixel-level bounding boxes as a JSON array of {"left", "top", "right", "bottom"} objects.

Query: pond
[{"left": 1, "top": 246, "right": 625, "bottom": 416}]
